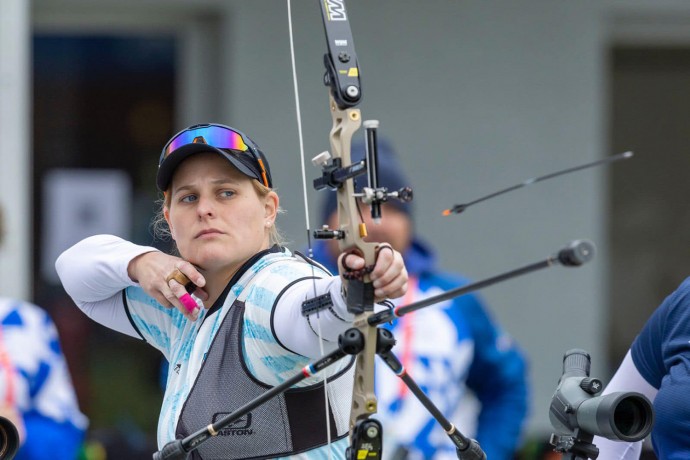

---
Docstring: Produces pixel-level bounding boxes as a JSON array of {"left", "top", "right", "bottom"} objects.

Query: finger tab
[{"left": 179, "top": 294, "right": 198, "bottom": 313}]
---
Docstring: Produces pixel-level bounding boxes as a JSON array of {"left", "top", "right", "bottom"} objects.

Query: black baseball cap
[{"left": 156, "top": 123, "right": 272, "bottom": 191}]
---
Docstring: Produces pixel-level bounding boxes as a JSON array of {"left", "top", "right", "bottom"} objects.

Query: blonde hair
[{"left": 151, "top": 180, "right": 285, "bottom": 246}]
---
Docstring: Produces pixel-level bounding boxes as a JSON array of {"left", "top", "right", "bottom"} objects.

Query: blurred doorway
[
  {"left": 31, "top": 2, "right": 224, "bottom": 455},
  {"left": 33, "top": 34, "right": 175, "bottom": 457},
  {"left": 608, "top": 47, "right": 690, "bottom": 369}
]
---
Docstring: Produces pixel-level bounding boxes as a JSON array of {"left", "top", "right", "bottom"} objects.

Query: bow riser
[{"left": 327, "top": 94, "right": 379, "bottom": 427}]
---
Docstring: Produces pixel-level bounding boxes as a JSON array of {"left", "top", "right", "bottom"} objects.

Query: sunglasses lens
[
  {"left": 160, "top": 124, "right": 271, "bottom": 188},
  {"left": 164, "top": 126, "right": 248, "bottom": 158}
]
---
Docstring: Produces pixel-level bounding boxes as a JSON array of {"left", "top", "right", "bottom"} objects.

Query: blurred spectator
[
  {"left": 311, "top": 139, "right": 530, "bottom": 460},
  {"left": 0, "top": 205, "right": 87, "bottom": 459}
]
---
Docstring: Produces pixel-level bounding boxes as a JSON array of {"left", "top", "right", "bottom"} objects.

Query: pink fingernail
[{"left": 180, "top": 293, "right": 198, "bottom": 313}]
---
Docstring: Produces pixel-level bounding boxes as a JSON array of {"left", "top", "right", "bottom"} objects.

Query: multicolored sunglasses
[{"left": 159, "top": 124, "right": 271, "bottom": 188}]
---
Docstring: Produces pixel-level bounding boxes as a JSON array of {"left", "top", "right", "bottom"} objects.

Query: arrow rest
[{"left": 312, "top": 155, "right": 367, "bottom": 191}]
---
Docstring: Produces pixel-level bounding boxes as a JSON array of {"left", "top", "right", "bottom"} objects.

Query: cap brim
[{"left": 156, "top": 144, "right": 260, "bottom": 191}]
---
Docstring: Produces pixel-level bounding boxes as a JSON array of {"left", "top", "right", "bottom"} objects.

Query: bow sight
[{"left": 312, "top": 121, "right": 414, "bottom": 239}]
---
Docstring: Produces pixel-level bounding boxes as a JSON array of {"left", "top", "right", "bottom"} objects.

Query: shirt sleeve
[
  {"left": 629, "top": 280, "right": 690, "bottom": 389},
  {"left": 123, "top": 284, "right": 204, "bottom": 361},
  {"left": 55, "top": 234, "right": 160, "bottom": 339},
  {"left": 593, "top": 350, "right": 657, "bottom": 460},
  {"left": 272, "top": 275, "right": 354, "bottom": 358},
  {"left": 233, "top": 256, "right": 356, "bottom": 388}
]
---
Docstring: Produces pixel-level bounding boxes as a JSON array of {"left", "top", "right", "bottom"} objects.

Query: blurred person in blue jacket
[
  {"left": 311, "top": 139, "right": 529, "bottom": 460},
  {"left": 0, "top": 206, "right": 87, "bottom": 459}
]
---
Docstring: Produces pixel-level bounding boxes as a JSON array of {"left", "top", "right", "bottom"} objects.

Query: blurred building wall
[
  {"left": 17, "top": 0, "right": 690, "bottom": 441},
  {"left": 0, "top": 0, "right": 31, "bottom": 301}
]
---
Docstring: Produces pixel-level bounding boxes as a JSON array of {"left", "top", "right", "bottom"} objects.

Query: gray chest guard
[{"left": 176, "top": 300, "right": 351, "bottom": 459}]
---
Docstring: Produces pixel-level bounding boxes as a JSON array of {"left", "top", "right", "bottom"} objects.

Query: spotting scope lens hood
[
  {"left": 575, "top": 391, "right": 654, "bottom": 442},
  {"left": 0, "top": 416, "right": 19, "bottom": 459}
]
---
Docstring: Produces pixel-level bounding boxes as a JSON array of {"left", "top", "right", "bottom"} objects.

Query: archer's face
[{"left": 165, "top": 153, "right": 277, "bottom": 273}]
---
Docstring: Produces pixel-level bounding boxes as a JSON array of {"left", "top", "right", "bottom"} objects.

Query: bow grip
[{"left": 339, "top": 245, "right": 376, "bottom": 315}]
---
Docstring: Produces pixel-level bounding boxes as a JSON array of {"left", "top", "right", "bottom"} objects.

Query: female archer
[{"left": 56, "top": 123, "right": 408, "bottom": 458}]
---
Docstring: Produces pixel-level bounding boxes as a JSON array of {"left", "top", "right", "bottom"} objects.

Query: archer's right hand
[{"left": 127, "top": 251, "right": 208, "bottom": 321}]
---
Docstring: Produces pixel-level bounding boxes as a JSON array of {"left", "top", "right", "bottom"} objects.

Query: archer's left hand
[{"left": 339, "top": 244, "right": 408, "bottom": 302}]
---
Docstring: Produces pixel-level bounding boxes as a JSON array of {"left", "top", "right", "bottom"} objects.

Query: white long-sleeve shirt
[
  {"left": 55, "top": 235, "right": 355, "bottom": 357},
  {"left": 56, "top": 235, "right": 359, "bottom": 454},
  {"left": 593, "top": 351, "right": 658, "bottom": 460}
]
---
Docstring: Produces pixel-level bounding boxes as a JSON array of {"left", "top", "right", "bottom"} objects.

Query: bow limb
[{"left": 326, "top": 94, "right": 379, "bottom": 429}]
